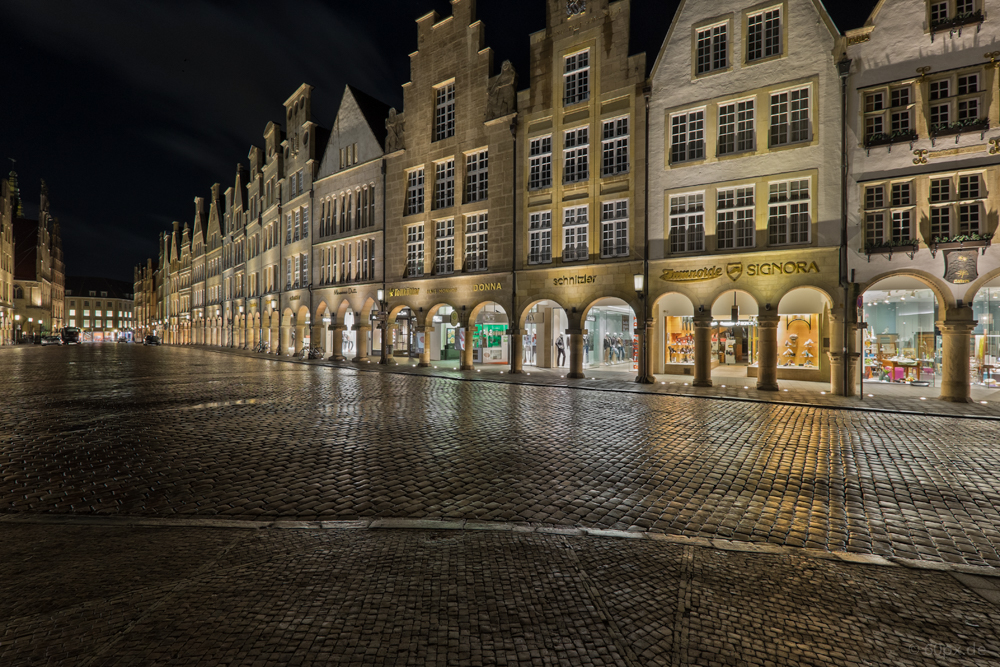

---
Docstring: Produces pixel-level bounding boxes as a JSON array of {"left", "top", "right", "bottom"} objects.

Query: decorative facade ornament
[
  {"left": 847, "top": 33, "right": 871, "bottom": 45},
  {"left": 566, "top": 0, "right": 586, "bottom": 16},
  {"left": 913, "top": 148, "right": 930, "bottom": 164},
  {"left": 385, "top": 108, "right": 404, "bottom": 153},
  {"left": 943, "top": 249, "right": 979, "bottom": 284},
  {"left": 986, "top": 51, "right": 1000, "bottom": 67},
  {"left": 989, "top": 137, "right": 1000, "bottom": 154},
  {"left": 486, "top": 61, "right": 517, "bottom": 121},
  {"left": 916, "top": 65, "right": 932, "bottom": 79}
]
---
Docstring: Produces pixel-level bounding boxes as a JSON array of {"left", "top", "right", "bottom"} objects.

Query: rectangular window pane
[
  {"left": 465, "top": 214, "right": 488, "bottom": 271},
  {"left": 529, "top": 137, "right": 552, "bottom": 189},
  {"left": 562, "top": 206, "right": 589, "bottom": 261},
  {"left": 601, "top": 200, "right": 629, "bottom": 257},
  {"left": 465, "top": 150, "right": 488, "bottom": 202},
  {"left": 697, "top": 24, "right": 727, "bottom": 74},
  {"left": 563, "top": 127, "right": 589, "bottom": 183},
  {"left": 406, "top": 170, "right": 424, "bottom": 215},
  {"left": 407, "top": 225, "right": 425, "bottom": 277},
  {"left": 602, "top": 117, "right": 630, "bottom": 175},
  {"left": 564, "top": 50, "right": 590, "bottom": 105},
  {"left": 528, "top": 211, "right": 552, "bottom": 264},
  {"left": 434, "top": 159, "right": 455, "bottom": 209},
  {"left": 670, "top": 112, "right": 702, "bottom": 163},
  {"left": 435, "top": 219, "right": 455, "bottom": 274},
  {"left": 434, "top": 83, "right": 456, "bottom": 141}
]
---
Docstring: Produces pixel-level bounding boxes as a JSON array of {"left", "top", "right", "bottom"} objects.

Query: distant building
[
  {"left": 0, "top": 174, "right": 15, "bottom": 344},
  {"left": 64, "top": 276, "right": 134, "bottom": 342},
  {"left": 12, "top": 175, "right": 64, "bottom": 342}
]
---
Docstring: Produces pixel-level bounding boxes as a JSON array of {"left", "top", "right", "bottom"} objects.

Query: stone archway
[
  {"left": 518, "top": 298, "right": 571, "bottom": 375},
  {"left": 652, "top": 292, "right": 696, "bottom": 375}
]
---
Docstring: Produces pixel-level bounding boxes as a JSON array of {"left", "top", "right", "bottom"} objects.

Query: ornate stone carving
[
  {"left": 486, "top": 61, "right": 517, "bottom": 121},
  {"left": 566, "top": 0, "right": 586, "bottom": 16},
  {"left": 385, "top": 108, "right": 404, "bottom": 153}
]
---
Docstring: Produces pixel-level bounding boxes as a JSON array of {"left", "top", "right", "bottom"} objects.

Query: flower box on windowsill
[
  {"left": 930, "top": 10, "right": 984, "bottom": 35},
  {"left": 863, "top": 241, "right": 918, "bottom": 262},
  {"left": 929, "top": 234, "right": 993, "bottom": 258},
  {"left": 930, "top": 118, "right": 989, "bottom": 139},
  {"left": 864, "top": 131, "right": 918, "bottom": 150}
]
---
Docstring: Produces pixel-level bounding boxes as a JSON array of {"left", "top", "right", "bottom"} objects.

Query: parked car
[
  {"left": 116, "top": 337, "right": 130, "bottom": 343},
  {"left": 143, "top": 335, "right": 161, "bottom": 346},
  {"left": 40, "top": 335, "right": 63, "bottom": 346}
]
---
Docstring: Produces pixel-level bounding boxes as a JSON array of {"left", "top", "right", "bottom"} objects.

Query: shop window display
[
  {"left": 523, "top": 301, "right": 568, "bottom": 369},
  {"left": 583, "top": 300, "right": 636, "bottom": 371},
  {"left": 972, "top": 283, "right": 1000, "bottom": 387},
  {"left": 861, "top": 288, "right": 939, "bottom": 385},
  {"left": 473, "top": 303, "right": 509, "bottom": 364},
  {"left": 778, "top": 316, "right": 817, "bottom": 368},
  {"left": 429, "top": 306, "right": 461, "bottom": 361},
  {"left": 665, "top": 316, "right": 695, "bottom": 365}
]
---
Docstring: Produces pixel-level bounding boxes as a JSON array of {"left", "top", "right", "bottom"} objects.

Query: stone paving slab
[
  {"left": 1, "top": 523, "right": 998, "bottom": 666},
  {"left": 3, "top": 345, "right": 1000, "bottom": 569}
]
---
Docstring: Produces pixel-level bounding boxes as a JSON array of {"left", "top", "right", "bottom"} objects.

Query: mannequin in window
[{"left": 555, "top": 333, "right": 566, "bottom": 367}]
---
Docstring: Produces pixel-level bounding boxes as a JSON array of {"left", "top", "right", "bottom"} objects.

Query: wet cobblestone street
[{"left": 1, "top": 345, "right": 999, "bottom": 665}]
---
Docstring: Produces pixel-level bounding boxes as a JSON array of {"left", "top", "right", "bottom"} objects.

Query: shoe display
[
  {"left": 783, "top": 349, "right": 796, "bottom": 357},
  {"left": 803, "top": 339, "right": 814, "bottom": 347}
]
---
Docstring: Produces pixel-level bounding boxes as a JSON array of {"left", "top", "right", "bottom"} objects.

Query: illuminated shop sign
[
  {"left": 553, "top": 274, "right": 596, "bottom": 286},
  {"left": 661, "top": 261, "right": 822, "bottom": 283},
  {"left": 388, "top": 288, "right": 420, "bottom": 297}
]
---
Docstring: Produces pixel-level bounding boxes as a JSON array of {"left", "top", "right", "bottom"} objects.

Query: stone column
[
  {"left": 567, "top": 328, "right": 585, "bottom": 378},
  {"left": 329, "top": 325, "right": 346, "bottom": 361},
  {"left": 693, "top": 313, "right": 713, "bottom": 387},
  {"left": 756, "top": 313, "right": 780, "bottom": 391},
  {"left": 417, "top": 326, "right": 434, "bottom": 367},
  {"left": 311, "top": 323, "right": 325, "bottom": 354},
  {"left": 460, "top": 327, "right": 475, "bottom": 371},
  {"left": 937, "top": 308, "right": 976, "bottom": 403},
  {"left": 509, "top": 327, "right": 524, "bottom": 374},
  {"left": 354, "top": 325, "right": 371, "bottom": 362},
  {"left": 827, "top": 306, "right": 860, "bottom": 397},
  {"left": 280, "top": 323, "right": 291, "bottom": 356}
]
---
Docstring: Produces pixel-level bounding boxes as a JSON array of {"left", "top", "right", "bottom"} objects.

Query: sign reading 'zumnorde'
[
  {"left": 660, "top": 267, "right": 722, "bottom": 282},
  {"left": 388, "top": 287, "right": 420, "bottom": 297}
]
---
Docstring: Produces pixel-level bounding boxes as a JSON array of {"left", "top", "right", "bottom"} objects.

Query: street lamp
[
  {"left": 634, "top": 273, "right": 654, "bottom": 384},
  {"left": 15, "top": 314, "right": 21, "bottom": 344}
]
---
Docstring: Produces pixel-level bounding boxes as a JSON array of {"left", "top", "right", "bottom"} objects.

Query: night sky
[{"left": 1, "top": 0, "right": 872, "bottom": 284}]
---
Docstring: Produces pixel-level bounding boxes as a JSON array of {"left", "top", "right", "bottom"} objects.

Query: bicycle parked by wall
[{"left": 253, "top": 341, "right": 269, "bottom": 354}]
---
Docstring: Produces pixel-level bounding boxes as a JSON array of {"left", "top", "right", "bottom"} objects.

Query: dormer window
[
  {"left": 696, "top": 23, "right": 728, "bottom": 75},
  {"left": 747, "top": 7, "right": 781, "bottom": 62}
]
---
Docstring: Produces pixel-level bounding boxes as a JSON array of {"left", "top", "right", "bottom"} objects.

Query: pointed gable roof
[
  {"left": 191, "top": 196, "right": 206, "bottom": 249},
  {"left": 317, "top": 84, "right": 390, "bottom": 179}
]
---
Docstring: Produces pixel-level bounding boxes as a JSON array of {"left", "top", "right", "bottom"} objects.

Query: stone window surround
[
  {"left": 743, "top": 1, "right": 786, "bottom": 67},
  {"left": 693, "top": 18, "right": 730, "bottom": 78}
]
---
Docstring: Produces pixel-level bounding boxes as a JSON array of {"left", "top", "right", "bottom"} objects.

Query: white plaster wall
[
  {"left": 649, "top": 0, "right": 843, "bottom": 258},
  {"left": 845, "top": 0, "right": 1000, "bottom": 302}
]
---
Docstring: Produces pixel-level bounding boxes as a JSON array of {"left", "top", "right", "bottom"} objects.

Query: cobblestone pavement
[
  {"left": 3, "top": 345, "right": 1000, "bottom": 568},
  {"left": 1, "top": 521, "right": 998, "bottom": 667}
]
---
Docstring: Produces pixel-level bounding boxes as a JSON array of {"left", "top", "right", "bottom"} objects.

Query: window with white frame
[
  {"left": 747, "top": 7, "right": 781, "bottom": 62},
  {"left": 768, "top": 179, "right": 811, "bottom": 245},
  {"left": 368, "top": 238, "right": 376, "bottom": 279},
  {"left": 564, "top": 50, "right": 590, "bottom": 105},
  {"left": 406, "top": 169, "right": 424, "bottom": 215},
  {"left": 563, "top": 206, "right": 589, "bottom": 262},
  {"left": 529, "top": 136, "right": 552, "bottom": 189},
  {"left": 435, "top": 219, "right": 455, "bottom": 274},
  {"left": 406, "top": 225, "right": 424, "bottom": 277},
  {"left": 863, "top": 84, "right": 917, "bottom": 141},
  {"left": 669, "top": 194, "right": 705, "bottom": 253},
  {"left": 434, "top": 82, "right": 456, "bottom": 141},
  {"left": 718, "top": 100, "right": 754, "bottom": 155},
  {"left": 435, "top": 159, "right": 455, "bottom": 209},
  {"left": 465, "top": 150, "right": 488, "bottom": 202},
  {"left": 299, "top": 253, "right": 308, "bottom": 288},
  {"left": 717, "top": 187, "right": 755, "bottom": 249},
  {"left": 670, "top": 111, "right": 703, "bottom": 163},
  {"left": 600, "top": 200, "right": 629, "bottom": 257},
  {"left": 602, "top": 116, "right": 630, "bottom": 174},
  {"left": 563, "top": 127, "right": 589, "bottom": 183},
  {"left": 696, "top": 23, "right": 728, "bottom": 74},
  {"left": 769, "top": 87, "right": 810, "bottom": 146},
  {"left": 930, "top": 173, "right": 985, "bottom": 239},
  {"left": 286, "top": 258, "right": 293, "bottom": 289},
  {"left": 528, "top": 211, "right": 552, "bottom": 264},
  {"left": 930, "top": 0, "right": 980, "bottom": 28},
  {"left": 465, "top": 213, "right": 488, "bottom": 271}
]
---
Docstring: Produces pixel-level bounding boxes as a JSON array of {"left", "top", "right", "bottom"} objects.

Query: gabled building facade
[
  {"left": 648, "top": 0, "right": 848, "bottom": 392},
  {"left": 381, "top": 0, "right": 518, "bottom": 371},
  {"left": 0, "top": 175, "right": 15, "bottom": 344},
  {"left": 514, "top": 0, "right": 647, "bottom": 379},
  {"left": 12, "top": 176, "right": 65, "bottom": 342},
  {"left": 312, "top": 85, "right": 389, "bottom": 361}
]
